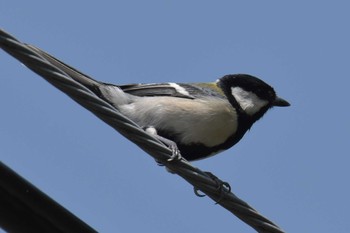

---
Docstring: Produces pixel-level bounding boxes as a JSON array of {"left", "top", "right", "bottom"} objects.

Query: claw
[
  {"left": 167, "top": 144, "right": 182, "bottom": 162},
  {"left": 144, "top": 127, "right": 183, "bottom": 162},
  {"left": 144, "top": 126, "right": 182, "bottom": 164},
  {"left": 156, "top": 160, "right": 165, "bottom": 166},
  {"left": 194, "top": 172, "right": 231, "bottom": 204},
  {"left": 194, "top": 187, "right": 206, "bottom": 197}
]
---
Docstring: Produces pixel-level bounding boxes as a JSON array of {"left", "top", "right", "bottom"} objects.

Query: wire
[
  {"left": 0, "top": 28, "right": 285, "bottom": 233},
  {"left": 0, "top": 162, "right": 98, "bottom": 233}
]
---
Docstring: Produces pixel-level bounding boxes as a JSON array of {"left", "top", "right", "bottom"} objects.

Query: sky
[{"left": 1, "top": 1, "right": 349, "bottom": 233}]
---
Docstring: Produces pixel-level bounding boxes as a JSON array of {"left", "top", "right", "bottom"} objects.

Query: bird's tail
[
  {"left": 27, "top": 44, "right": 101, "bottom": 88},
  {"left": 26, "top": 45, "right": 132, "bottom": 106}
]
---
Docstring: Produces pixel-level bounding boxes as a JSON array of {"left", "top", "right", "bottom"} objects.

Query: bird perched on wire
[{"left": 28, "top": 45, "right": 290, "bottom": 162}]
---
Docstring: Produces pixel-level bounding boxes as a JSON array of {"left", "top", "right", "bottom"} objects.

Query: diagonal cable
[{"left": 0, "top": 29, "right": 285, "bottom": 233}]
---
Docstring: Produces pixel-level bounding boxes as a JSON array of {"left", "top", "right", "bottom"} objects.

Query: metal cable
[{"left": 0, "top": 29, "right": 285, "bottom": 233}]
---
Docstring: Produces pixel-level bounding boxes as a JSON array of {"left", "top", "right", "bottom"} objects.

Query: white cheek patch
[
  {"left": 231, "top": 87, "right": 268, "bottom": 115},
  {"left": 168, "top": 82, "right": 190, "bottom": 96}
]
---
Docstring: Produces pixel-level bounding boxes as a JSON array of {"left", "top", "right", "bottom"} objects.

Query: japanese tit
[{"left": 29, "top": 45, "right": 290, "bottom": 161}]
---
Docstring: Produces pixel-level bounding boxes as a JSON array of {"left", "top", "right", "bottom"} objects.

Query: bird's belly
[
  {"left": 175, "top": 112, "right": 237, "bottom": 147},
  {"left": 119, "top": 97, "right": 238, "bottom": 148}
]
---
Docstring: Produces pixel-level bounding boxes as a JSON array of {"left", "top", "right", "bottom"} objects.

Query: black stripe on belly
[{"left": 157, "top": 128, "right": 249, "bottom": 161}]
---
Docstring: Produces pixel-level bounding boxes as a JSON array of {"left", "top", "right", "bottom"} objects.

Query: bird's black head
[{"left": 217, "top": 74, "right": 290, "bottom": 122}]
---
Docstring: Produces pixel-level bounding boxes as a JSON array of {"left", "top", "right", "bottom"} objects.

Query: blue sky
[{"left": 1, "top": 1, "right": 349, "bottom": 232}]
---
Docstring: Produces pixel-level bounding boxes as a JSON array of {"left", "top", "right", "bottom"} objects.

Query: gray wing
[
  {"left": 119, "top": 83, "right": 214, "bottom": 99},
  {"left": 27, "top": 45, "right": 216, "bottom": 101}
]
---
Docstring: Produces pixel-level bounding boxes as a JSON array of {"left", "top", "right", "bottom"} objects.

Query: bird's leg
[
  {"left": 144, "top": 127, "right": 182, "bottom": 162},
  {"left": 155, "top": 135, "right": 182, "bottom": 162}
]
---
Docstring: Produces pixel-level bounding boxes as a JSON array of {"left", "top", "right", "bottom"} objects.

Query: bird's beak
[{"left": 273, "top": 96, "right": 290, "bottom": 107}]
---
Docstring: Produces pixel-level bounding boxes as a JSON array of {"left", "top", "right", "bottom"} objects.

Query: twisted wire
[{"left": 0, "top": 29, "right": 285, "bottom": 233}]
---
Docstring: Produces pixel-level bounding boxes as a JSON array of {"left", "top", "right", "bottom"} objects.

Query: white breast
[{"left": 119, "top": 97, "right": 238, "bottom": 147}]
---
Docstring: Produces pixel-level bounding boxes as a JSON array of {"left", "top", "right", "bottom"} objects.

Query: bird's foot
[
  {"left": 145, "top": 127, "right": 182, "bottom": 162},
  {"left": 167, "top": 143, "right": 182, "bottom": 162},
  {"left": 194, "top": 172, "right": 231, "bottom": 204}
]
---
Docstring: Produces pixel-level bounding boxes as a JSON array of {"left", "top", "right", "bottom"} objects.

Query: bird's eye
[
  {"left": 255, "top": 88, "right": 275, "bottom": 100},
  {"left": 268, "top": 90, "right": 276, "bottom": 98}
]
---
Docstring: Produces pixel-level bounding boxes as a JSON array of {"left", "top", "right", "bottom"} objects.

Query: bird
[{"left": 28, "top": 45, "right": 290, "bottom": 162}]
